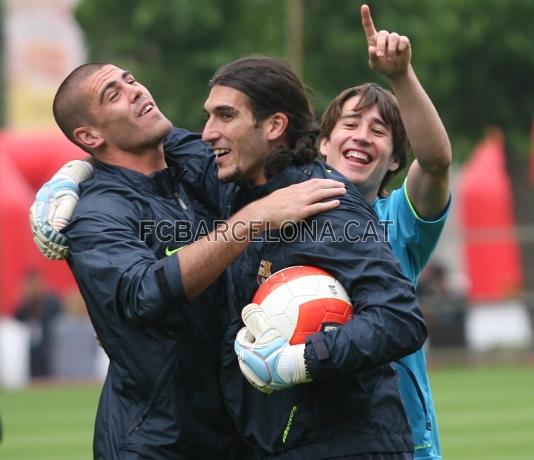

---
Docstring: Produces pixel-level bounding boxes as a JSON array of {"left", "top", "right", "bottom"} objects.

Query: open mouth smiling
[
  {"left": 343, "top": 149, "right": 371, "bottom": 164},
  {"left": 138, "top": 102, "right": 154, "bottom": 117},
  {"left": 213, "top": 148, "right": 231, "bottom": 159}
]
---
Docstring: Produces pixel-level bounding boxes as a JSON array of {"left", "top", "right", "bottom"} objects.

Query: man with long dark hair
[{"left": 203, "top": 54, "right": 425, "bottom": 460}]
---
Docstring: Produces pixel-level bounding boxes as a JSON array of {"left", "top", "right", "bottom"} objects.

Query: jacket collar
[
  {"left": 231, "top": 163, "right": 315, "bottom": 210},
  {"left": 93, "top": 157, "right": 186, "bottom": 197}
]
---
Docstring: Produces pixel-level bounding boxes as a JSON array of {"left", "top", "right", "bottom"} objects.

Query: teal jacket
[{"left": 374, "top": 181, "right": 450, "bottom": 460}]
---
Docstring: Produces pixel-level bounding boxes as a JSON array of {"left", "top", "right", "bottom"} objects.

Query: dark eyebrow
[
  {"left": 370, "top": 117, "right": 388, "bottom": 128},
  {"left": 213, "top": 105, "right": 239, "bottom": 117},
  {"left": 99, "top": 71, "right": 134, "bottom": 103},
  {"left": 341, "top": 112, "right": 388, "bottom": 128},
  {"left": 340, "top": 113, "right": 362, "bottom": 121}
]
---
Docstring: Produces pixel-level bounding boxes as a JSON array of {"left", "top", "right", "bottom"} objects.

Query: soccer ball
[{"left": 252, "top": 265, "right": 353, "bottom": 345}]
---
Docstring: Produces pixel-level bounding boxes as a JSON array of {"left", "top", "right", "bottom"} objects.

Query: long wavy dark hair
[{"left": 209, "top": 55, "right": 319, "bottom": 178}]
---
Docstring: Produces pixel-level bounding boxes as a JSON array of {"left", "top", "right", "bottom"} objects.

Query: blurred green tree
[
  {"left": 306, "top": 0, "right": 533, "bottom": 156},
  {"left": 76, "top": 0, "right": 286, "bottom": 130},
  {"left": 77, "top": 0, "right": 534, "bottom": 304},
  {"left": 304, "top": 0, "right": 534, "bottom": 303}
]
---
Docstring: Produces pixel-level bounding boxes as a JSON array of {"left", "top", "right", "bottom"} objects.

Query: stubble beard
[
  {"left": 218, "top": 165, "right": 243, "bottom": 184},
  {"left": 136, "top": 117, "right": 173, "bottom": 151},
  {"left": 218, "top": 129, "right": 267, "bottom": 184}
]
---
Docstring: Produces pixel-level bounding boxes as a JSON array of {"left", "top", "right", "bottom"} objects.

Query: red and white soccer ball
[{"left": 252, "top": 265, "right": 353, "bottom": 345}]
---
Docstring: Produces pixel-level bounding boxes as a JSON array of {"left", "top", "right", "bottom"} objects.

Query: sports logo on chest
[{"left": 256, "top": 259, "right": 273, "bottom": 286}]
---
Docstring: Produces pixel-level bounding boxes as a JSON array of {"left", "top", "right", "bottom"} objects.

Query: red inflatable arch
[
  {"left": 458, "top": 130, "right": 523, "bottom": 302},
  {"left": 0, "top": 131, "right": 85, "bottom": 315}
]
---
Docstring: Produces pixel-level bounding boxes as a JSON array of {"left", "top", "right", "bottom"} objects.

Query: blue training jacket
[{"left": 374, "top": 182, "right": 449, "bottom": 460}]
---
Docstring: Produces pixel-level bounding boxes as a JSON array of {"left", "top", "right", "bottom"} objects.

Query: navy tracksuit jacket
[
  {"left": 64, "top": 155, "right": 249, "bottom": 459},
  {"left": 164, "top": 129, "right": 428, "bottom": 459}
]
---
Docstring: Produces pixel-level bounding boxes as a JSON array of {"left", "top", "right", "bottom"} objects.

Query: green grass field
[
  {"left": 432, "top": 364, "right": 534, "bottom": 459},
  {"left": 1, "top": 365, "right": 533, "bottom": 459}
]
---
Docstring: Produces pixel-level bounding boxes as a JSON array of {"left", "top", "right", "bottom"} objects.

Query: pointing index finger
[{"left": 361, "top": 4, "right": 377, "bottom": 46}]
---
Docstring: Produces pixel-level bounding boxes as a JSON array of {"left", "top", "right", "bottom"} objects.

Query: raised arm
[{"left": 361, "top": 4, "right": 451, "bottom": 219}]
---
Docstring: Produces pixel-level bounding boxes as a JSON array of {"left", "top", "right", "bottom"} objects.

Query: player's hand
[
  {"left": 234, "top": 303, "right": 311, "bottom": 393},
  {"left": 249, "top": 178, "right": 346, "bottom": 232},
  {"left": 361, "top": 4, "right": 412, "bottom": 78},
  {"left": 29, "top": 160, "right": 94, "bottom": 260}
]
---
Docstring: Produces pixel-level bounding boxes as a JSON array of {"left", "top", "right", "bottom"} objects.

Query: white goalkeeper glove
[
  {"left": 29, "top": 160, "right": 94, "bottom": 260},
  {"left": 234, "top": 303, "right": 311, "bottom": 394}
]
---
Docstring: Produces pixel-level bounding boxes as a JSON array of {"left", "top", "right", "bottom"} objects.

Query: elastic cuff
[
  {"left": 303, "top": 354, "right": 311, "bottom": 379},
  {"left": 304, "top": 333, "right": 332, "bottom": 380},
  {"left": 309, "top": 333, "right": 330, "bottom": 360}
]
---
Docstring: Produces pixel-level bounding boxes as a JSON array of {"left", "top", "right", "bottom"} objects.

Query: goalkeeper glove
[
  {"left": 234, "top": 303, "right": 311, "bottom": 393},
  {"left": 29, "top": 160, "right": 94, "bottom": 260}
]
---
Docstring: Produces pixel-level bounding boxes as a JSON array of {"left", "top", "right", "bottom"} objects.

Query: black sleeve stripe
[{"left": 153, "top": 259, "right": 174, "bottom": 304}]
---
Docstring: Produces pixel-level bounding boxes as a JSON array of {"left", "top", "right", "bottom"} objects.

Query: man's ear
[
  {"left": 265, "top": 112, "right": 289, "bottom": 142},
  {"left": 388, "top": 157, "right": 401, "bottom": 172},
  {"left": 73, "top": 126, "right": 104, "bottom": 150},
  {"left": 319, "top": 137, "right": 329, "bottom": 158}
]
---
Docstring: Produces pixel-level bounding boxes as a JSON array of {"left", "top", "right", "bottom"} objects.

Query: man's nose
[
  {"left": 128, "top": 84, "right": 143, "bottom": 102},
  {"left": 351, "top": 125, "right": 371, "bottom": 144},
  {"left": 202, "top": 119, "right": 219, "bottom": 143}
]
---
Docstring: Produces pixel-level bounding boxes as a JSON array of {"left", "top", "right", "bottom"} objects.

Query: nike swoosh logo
[{"left": 165, "top": 247, "right": 181, "bottom": 257}]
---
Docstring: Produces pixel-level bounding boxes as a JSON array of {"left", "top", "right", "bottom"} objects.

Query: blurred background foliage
[
  {"left": 75, "top": 0, "right": 534, "bottom": 300},
  {"left": 76, "top": 0, "right": 534, "bottom": 161}
]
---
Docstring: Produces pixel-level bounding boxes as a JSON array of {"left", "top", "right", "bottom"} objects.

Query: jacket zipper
[{"left": 167, "top": 168, "right": 188, "bottom": 210}]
